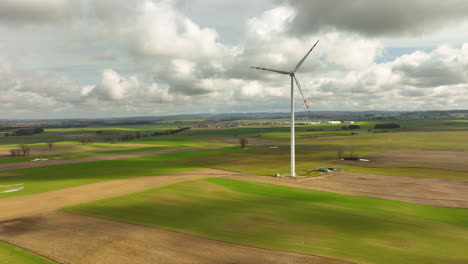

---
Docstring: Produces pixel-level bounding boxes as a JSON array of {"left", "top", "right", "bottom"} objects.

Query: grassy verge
[
  {"left": 0, "top": 241, "right": 56, "bottom": 264},
  {"left": 64, "top": 178, "right": 468, "bottom": 264},
  {"left": 0, "top": 148, "right": 247, "bottom": 199}
]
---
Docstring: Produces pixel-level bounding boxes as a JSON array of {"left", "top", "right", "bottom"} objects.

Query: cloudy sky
[{"left": 1, "top": 0, "right": 468, "bottom": 119}]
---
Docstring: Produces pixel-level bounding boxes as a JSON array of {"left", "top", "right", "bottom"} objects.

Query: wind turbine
[{"left": 251, "top": 40, "right": 319, "bottom": 177}]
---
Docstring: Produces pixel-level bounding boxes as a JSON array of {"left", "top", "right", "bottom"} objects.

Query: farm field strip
[
  {"left": 0, "top": 211, "right": 349, "bottom": 264},
  {"left": 2, "top": 120, "right": 468, "bottom": 264},
  {"left": 180, "top": 147, "right": 468, "bottom": 180},
  {"left": 220, "top": 172, "right": 468, "bottom": 208},
  {"left": 0, "top": 147, "right": 246, "bottom": 199},
  {"left": 174, "top": 129, "right": 468, "bottom": 180},
  {"left": 44, "top": 125, "right": 181, "bottom": 131},
  {"left": 347, "top": 150, "right": 468, "bottom": 171},
  {"left": 1, "top": 169, "right": 467, "bottom": 263},
  {"left": 0, "top": 169, "right": 238, "bottom": 221},
  {"left": 302, "top": 131, "right": 468, "bottom": 152},
  {"left": 0, "top": 139, "right": 230, "bottom": 164},
  {"left": 0, "top": 146, "right": 173, "bottom": 165},
  {"left": 2, "top": 168, "right": 466, "bottom": 221},
  {"left": 64, "top": 178, "right": 468, "bottom": 264},
  {"left": 0, "top": 140, "right": 161, "bottom": 150},
  {"left": 0, "top": 145, "right": 230, "bottom": 172},
  {"left": 0, "top": 241, "right": 56, "bottom": 264}
]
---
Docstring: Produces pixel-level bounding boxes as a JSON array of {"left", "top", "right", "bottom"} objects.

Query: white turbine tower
[{"left": 251, "top": 40, "right": 319, "bottom": 177}]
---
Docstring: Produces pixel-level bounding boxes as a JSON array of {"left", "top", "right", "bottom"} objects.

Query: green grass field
[
  {"left": 0, "top": 139, "right": 229, "bottom": 165},
  {"left": 65, "top": 178, "right": 468, "bottom": 264},
  {"left": 0, "top": 241, "right": 56, "bottom": 264},
  {"left": 0, "top": 148, "right": 246, "bottom": 198}
]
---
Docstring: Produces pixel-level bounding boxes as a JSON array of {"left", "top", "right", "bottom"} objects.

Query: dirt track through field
[
  {"left": 0, "top": 211, "right": 350, "bottom": 264},
  {"left": 0, "top": 145, "right": 229, "bottom": 172},
  {"left": 0, "top": 169, "right": 240, "bottom": 221},
  {"left": 222, "top": 171, "right": 468, "bottom": 208}
]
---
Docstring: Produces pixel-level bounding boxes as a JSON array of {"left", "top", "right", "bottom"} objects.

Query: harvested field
[
  {"left": 0, "top": 145, "right": 228, "bottom": 172},
  {"left": 0, "top": 211, "right": 349, "bottom": 264},
  {"left": 0, "top": 169, "right": 240, "bottom": 221},
  {"left": 222, "top": 171, "right": 468, "bottom": 208},
  {"left": 339, "top": 150, "right": 468, "bottom": 172}
]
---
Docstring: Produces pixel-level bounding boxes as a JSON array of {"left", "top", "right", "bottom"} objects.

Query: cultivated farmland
[{"left": 1, "top": 117, "right": 468, "bottom": 263}]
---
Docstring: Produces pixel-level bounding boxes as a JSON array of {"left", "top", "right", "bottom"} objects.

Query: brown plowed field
[
  {"left": 0, "top": 145, "right": 229, "bottom": 172},
  {"left": 222, "top": 171, "right": 468, "bottom": 208},
  {"left": 339, "top": 150, "right": 468, "bottom": 171},
  {"left": 0, "top": 211, "right": 350, "bottom": 264}
]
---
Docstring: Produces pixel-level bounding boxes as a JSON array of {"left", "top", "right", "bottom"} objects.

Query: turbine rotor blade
[
  {"left": 293, "top": 40, "right": 319, "bottom": 73},
  {"left": 251, "top": 67, "right": 290, "bottom": 75},
  {"left": 293, "top": 75, "right": 310, "bottom": 111}
]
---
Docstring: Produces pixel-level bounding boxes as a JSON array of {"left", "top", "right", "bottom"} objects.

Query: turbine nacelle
[{"left": 250, "top": 40, "right": 319, "bottom": 111}]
